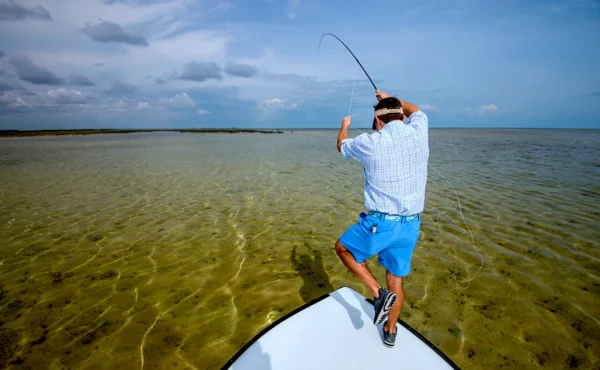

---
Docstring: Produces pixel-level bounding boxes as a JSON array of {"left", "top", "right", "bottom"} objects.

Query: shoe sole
[
  {"left": 383, "top": 341, "right": 395, "bottom": 348},
  {"left": 373, "top": 292, "right": 397, "bottom": 326}
]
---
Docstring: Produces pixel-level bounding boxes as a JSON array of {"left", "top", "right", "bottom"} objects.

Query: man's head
[{"left": 372, "top": 97, "right": 405, "bottom": 131}]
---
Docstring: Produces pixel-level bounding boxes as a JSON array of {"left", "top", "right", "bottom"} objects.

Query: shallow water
[{"left": 0, "top": 129, "right": 599, "bottom": 369}]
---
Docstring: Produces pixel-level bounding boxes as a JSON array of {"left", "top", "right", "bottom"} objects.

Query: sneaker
[
  {"left": 383, "top": 325, "right": 397, "bottom": 347},
  {"left": 372, "top": 288, "right": 396, "bottom": 326}
]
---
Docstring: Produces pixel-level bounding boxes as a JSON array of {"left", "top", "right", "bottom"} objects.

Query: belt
[{"left": 368, "top": 211, "right": 420, "bottom": 223}]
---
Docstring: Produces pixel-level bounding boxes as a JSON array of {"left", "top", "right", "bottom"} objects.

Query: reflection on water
[{"left": 0, "top": 129, "right": 599, "bottom": 369}]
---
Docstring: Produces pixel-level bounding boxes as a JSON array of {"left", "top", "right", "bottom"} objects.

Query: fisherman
[{"left": 335, "top": 91, "right": 429, "bottom": 347}]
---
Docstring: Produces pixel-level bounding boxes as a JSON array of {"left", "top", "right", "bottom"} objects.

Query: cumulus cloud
[
  {"left": 47, "top": 88, "right": 83, "bottom": 99},
  {"left": 0, "top": 0, "right": 52, "bottom": 21},
  {"left": 159, "top": 92, "right": 195, "bottom": 108},
  {"left": 197, "top": 109, "right": 210, "bottom": 115},
  {"left": 114, "top": 100, "right": 127, "bottom": 111},
  {"left": 287, "top": 0, "right": 301, "bottom": 19},
  {"left": 8, "top": 55, "right": 64, "bottom": 85},
  {"left": 179, "top": 61, "right": 222, "bottom": 82},
  {"left": 105, "top": 80, "right": 138, "bottom": 94},
  {"left": 479, "top": 104, "right": 498, "bottom": 112},
  {"left": 263, "top": 98, "right": 298, "bottom": 110},
  {"left": 136, "top": 102, "right": 151, "bottom": 110},
  {"left": 68, "top": 74, "right": 96, "bottom": 86},
  {"left": 0, "top": 92, "right": 30, "bottom": 108},
  {"left": 80, "top": 20, "right": 149, "bottom": 47},
  {"left": 224, "top": 62, "right": 258, "bottom": 78},
  {"left": 45, "top": 88, "right": 88, "bottom": 105}
]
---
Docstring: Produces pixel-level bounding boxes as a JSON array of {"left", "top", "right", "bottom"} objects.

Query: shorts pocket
[{"left": 367, "top": 229, "right": 395, "bottom": 254}]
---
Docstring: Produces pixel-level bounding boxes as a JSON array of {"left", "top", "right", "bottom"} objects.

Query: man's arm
[
  {"left": 376, "top": 91, "right": 419, "bottom": 117},
  {"left": 337, "top": 116, "right": 351, "bottom": 152}
]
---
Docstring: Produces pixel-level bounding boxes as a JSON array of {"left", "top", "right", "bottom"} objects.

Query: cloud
[
  {"left": 420, "top": 104, "right": 437, "bottom": 110},
  {"left": 479, "top": 104, "right": 498, "bottom": 112},
  {"left": 0, "top": 50, "right": 5, "bottom": 58},
  {"left": 155, "top": 77, "right": 165, "bottom": 84},
  {"left": 197, "top": 109, "right": 210, "bottom": 115},
  {"left": 8, "top": 55, "right": 64, "bottom": 85},
  {"left": 0, "top": 0, "right": 52, "bottom": 21},
  {"left": 158, "top": 92, "right": 195, "bottom": 108},
  {"left": 68, "top": 74, "right": 96, "bottom": 86},
  {"left": 136, "top": 101, "right": 151, "bottom": 110},
  {"left": 263, "top": 98, "right": 298, "bottom": 110},
  {"left": 581, "top": 92, "right": 600, "bottom": 97},
  {"left": 0, "top": 92, "right": 30, "bottom": 108},
  {"left": 80, "top": 20, "right": 149, "bottom": 47},
  {"left": 46, "top": 88, "right": 88, "bottom": 105},
  {"left": 0, "top": 70, "right": 24, "bottom": 92},
  {"left": 94, "top": 62, "right": 104, "bottom": 67},
  {"left": 179, "top": 61, "right": 222, "bottom": 82},
  {"left": 0, "top": 88, "right": 92, "bottom": 112},
  {"left": 105, "top": 80, "right": 138, "bottom": 94},
  {"left": 287, "top": 0, "right": 301, "bottom": 19},
  {"left": 224, "top": 62, "right": 258, "bottom": 78}
]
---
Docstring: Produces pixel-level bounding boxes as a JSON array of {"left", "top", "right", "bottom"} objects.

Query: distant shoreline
[
  {"left": 0, "top": 129, "right": 284, "bottom": 137},
  {"left": 1, "top": 128, "right": 597, "bottom": 137}
]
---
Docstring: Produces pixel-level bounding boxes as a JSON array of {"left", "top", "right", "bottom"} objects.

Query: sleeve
[
  {"left": 340, "top": 133, "right": 373, "bottom": 162},
  {"left": 406, "top": 110, "right": 428, "bottom": 131}
]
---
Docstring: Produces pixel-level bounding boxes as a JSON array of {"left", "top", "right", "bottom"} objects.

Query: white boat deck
[{"left": 225, "top": 286, "right": 459, "bottom": 370}]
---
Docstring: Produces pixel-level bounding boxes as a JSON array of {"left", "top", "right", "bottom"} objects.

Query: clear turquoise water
[{"left": 0, "top": 129, "right": 599, "bottom": 369}]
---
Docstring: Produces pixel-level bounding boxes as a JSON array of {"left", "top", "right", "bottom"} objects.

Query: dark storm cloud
[
  {"left": 68, "top": 74, "right": 96, "bottom": 86},
  {"left": 179, "top": 61, "right": 222, "bottom": 82},
  {"left": 8, "top": 55, "right": 64, "bottom": 85},
  {"left": 0, "top": 0, "right": 52, "bottom": 21},
  {"left": 80, "top": 20, "right": 149, "bottom": 46},
  {"left": 224, "top": 62, "right": 258, "bottom": 78},
  {"left": 105, "top": 80, "right": 138, "bottom": 94}
]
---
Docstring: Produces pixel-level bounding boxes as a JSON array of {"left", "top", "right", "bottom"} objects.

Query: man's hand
[
  {"left": 341, "top": 115, "right": 352, "bottom": 128},
  {"left": 376, "top": 90, "right": 419, "bottom": 118},
  {"left": 337, "top": 116, "right": 351, "bottom": 152},
  {"left": 376, "top": 90, "right": 391, "bottom": 101}
]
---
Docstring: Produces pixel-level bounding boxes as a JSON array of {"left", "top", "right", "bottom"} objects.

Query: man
[{"left": 335, "top": 91, "right": 429, "bottom": 347}]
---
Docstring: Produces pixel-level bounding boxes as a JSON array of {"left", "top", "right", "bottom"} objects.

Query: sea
[{"left": 1, "top": 129, "right": 599, "bottom": 369}]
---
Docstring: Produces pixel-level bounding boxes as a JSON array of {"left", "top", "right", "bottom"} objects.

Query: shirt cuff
[{"left": 340, "top": 138, "right": 354, "bottom": 159}]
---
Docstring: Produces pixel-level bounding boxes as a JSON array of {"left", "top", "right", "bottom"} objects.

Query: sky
[{"left": 0, "top": 0, "right": 599, "bottom": 130}]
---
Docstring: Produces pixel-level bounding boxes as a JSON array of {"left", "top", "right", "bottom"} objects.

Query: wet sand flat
[{"left": 0, "top": 129, "right": 599, "bottom": 369}]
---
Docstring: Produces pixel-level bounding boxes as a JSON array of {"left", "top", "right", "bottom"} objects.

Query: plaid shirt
[{"left": 341, "top": 111, "right": 429, "bottom": 216}]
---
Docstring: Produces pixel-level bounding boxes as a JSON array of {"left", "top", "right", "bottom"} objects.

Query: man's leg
[
  {"left": 384, "top": 270, "right": 403, "bottom": 334},
  {"left": 335, "top": 239, "right": 381, "bottom": 298}
]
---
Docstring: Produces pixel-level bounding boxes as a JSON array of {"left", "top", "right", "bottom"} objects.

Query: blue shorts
[{"left": 340, "top": 212, "right": 421, "bottom": 277}]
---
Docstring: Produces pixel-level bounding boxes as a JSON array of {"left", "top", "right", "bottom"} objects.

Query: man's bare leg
[
  {"left": 384, "top": 270, "right": 404, "bottom": 334},
  {"left": 335, "top": 239, "right": 381, "bottom": 298}
]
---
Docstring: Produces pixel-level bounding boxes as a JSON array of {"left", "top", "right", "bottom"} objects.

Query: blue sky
[{"left": 0, "top": 0, "right": 599, "bottom": 129}]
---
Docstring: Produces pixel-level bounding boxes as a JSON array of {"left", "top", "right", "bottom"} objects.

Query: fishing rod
[{"left": 319, "top": 33, "right": 378, "bottom": 92}]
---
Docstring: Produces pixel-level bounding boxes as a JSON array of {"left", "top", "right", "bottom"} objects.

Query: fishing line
[
  {"left": 427, "top": 163, "right": 484, "bottom": 289},
  {"left": 348, "top": 79, "right": 356, "bottom": 116}
]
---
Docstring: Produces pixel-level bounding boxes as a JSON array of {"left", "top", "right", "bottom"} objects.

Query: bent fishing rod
[
  {"left": 319, "top": 33, "right": 378, "bottom": 92},
  {"left": 320, "top": 33, "right": 381, "bottom": 129}
]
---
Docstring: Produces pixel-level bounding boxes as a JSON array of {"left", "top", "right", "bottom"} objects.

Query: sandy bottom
[{"left": 0, "top": 130, "right": 599, "bottom": 369}]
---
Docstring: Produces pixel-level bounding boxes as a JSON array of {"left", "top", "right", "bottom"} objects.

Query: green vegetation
[{"left": 0, "top": 129, "right": 284, "bottom": 137}]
